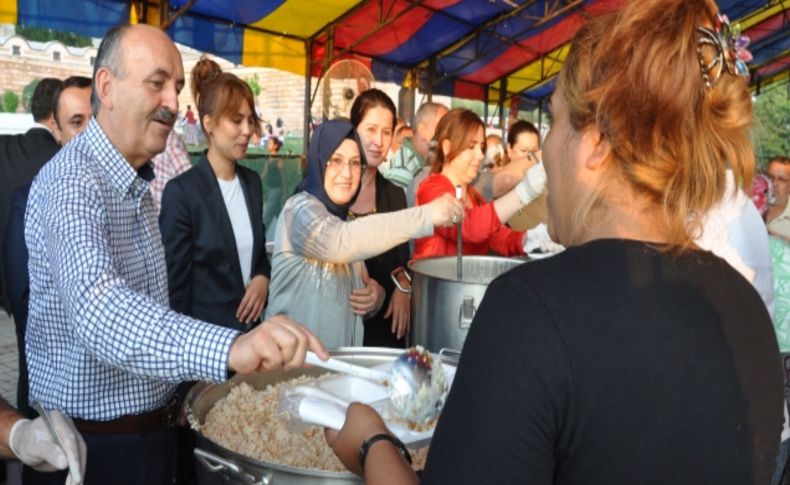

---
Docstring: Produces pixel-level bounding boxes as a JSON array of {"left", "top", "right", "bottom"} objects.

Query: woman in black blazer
[
  {"left": 159, "top": 57, "right": 270, "bottom": 332},
  {"left": 347, "top": 89, "right": 410, "bottom": 348}
]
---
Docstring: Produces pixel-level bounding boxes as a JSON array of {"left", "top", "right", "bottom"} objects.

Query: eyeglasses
[
  {"left": 326, "top": 158, "right": 363, "bottom": 170},
  {"left": 767, "top": 174, "right": 790, "bottom": 184}
]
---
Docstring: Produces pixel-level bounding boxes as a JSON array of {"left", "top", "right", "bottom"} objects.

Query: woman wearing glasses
[{"left": 266, "top": 120, "right": 464, "bottom": 349}]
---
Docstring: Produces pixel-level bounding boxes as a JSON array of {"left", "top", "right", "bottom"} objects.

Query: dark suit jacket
[
  {"left": 0, "top": 127, "right": 59, "bottom": 311},
  {"left": 159, "top": 156, "right": 270, "bottom": 331},
  {"left": 2, "top": 183, "right": 34, "bottom": 417}
]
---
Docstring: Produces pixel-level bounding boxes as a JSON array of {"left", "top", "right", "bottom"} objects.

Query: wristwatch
[
  {"left": 390, "top": 267, "right": 412, "bottom": 295},
  {"left": 358, "top": 433, "right": 412, "bottom": 470}
]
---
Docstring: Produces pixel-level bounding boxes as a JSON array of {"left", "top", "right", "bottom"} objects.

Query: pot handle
[
  {"left": 439, "top": 348, "right": 461, "bottom": 365},
  {"left": 458, "top": 296, "right": 476, "bottom": 329},
  {"left": 194, "top": 447, "right": 273, "bottom": 485}
]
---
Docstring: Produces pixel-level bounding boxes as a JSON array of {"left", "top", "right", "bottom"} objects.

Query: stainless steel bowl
[{"left": 409, "top": 256, "right": 525, "bottom": 353}]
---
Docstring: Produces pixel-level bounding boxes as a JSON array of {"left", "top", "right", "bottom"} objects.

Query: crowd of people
[
  {"left": 327, "top": 1, "right": 787, "bottom": 484},
  {"left": 0, "top": 0, "right": 788, "bottom": 483}
]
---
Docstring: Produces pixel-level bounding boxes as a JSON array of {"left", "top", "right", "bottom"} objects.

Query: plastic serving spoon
[{"left": 304, "top": 352, "right": 388, "bottom": 381}]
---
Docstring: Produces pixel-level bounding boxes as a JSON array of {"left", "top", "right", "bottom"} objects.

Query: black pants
[{"left": 23, "top": 426, "right": 178, "bottom": 485}]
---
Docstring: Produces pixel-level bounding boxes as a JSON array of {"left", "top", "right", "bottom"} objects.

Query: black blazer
[
  {"left": 0, "top": 127, "right": 59, "bottom": 310},
  {"left": 159, "top": 156, "right": 270, "bottom": 331},
  {"left": 2, "top": 183, "right": 34, "bottom": 417}
]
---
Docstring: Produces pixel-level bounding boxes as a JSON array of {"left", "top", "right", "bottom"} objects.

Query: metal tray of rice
[{"left": 186, "top": 347, "right": 449, "bottom": 485}]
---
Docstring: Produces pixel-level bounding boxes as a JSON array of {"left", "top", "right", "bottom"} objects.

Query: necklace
[{"left": 348, "top": 207, "right": 378, "bottom": 219}]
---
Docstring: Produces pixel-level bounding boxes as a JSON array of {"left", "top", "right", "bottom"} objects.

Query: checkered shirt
[
  {"left": 25, "top": 118, "right": 239, "bottom": 420},
  {"left": 149, "top": 130, "right": 192, "bottom": 214}
]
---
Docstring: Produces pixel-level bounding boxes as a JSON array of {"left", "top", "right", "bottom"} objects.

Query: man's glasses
[
  {"left": 767, "top": 173, "right": 790, "bottom": 184},
  {"left": 326, "top": 158, "right": 363, "bottom": 170}
]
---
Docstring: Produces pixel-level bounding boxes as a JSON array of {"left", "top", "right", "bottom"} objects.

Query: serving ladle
[
  {"left": 305, "top": 346, "right": 447, "bottom": 423},
  {"left": 455, "top": 184, "right": 463, "bottom": 280}
]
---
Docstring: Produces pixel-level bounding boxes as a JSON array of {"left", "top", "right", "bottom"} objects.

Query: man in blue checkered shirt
[{"left": 23, "top": 24, "right": 328, "bottom": 485}]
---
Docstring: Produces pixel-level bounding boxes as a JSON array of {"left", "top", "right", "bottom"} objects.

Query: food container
[
  {"left": 408, "top": 256, "right": 524, "bottom": 353},
  {"left": 186, "top": 347, "right": 458, "bottom": 485}
]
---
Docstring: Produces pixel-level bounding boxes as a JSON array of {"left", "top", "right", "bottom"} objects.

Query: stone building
[
  {"left": 0, "top": 32, "right": 309, "bottom": 136},
  {"left": 0, "top": 27, "right": 441, "bottom": 138}
]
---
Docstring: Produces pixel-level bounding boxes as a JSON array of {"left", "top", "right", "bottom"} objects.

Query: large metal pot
[
  {"left": 409, "top": 256, "right": 524, "bottom": 353},
  {"left": 186, "top": 347, "right": 457, "bottom": 485}
]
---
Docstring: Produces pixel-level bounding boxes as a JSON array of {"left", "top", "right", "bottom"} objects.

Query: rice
[{"left": 201, "top": 377, "right": 429, "bottom": 472}]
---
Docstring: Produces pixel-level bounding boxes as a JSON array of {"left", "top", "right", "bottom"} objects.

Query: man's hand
[
  {"left": 9, "top": 411, "right": 87, "bottom": 484},
  {"left": 236, "top": 275, "right": 269, "bottom": 325},
  {"left": 228, "top": 314, "right": 329, "bottom": 373}
]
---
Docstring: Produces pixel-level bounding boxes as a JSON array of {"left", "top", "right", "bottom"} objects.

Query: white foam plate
[
  {"left": 527, "top": 250, "right": 554, "bottom": 259},
  {"left": 288, "top": 361, "right": 456, "bottom": 447}
]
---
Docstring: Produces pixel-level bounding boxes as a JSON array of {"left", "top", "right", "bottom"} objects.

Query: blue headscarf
[{"left": 296, "top": 119, "right": 367, "bottom": 220}]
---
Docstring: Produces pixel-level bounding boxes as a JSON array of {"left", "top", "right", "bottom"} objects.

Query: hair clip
[{"left": 695, "top": 13, "right": 752, "bottom": 88}]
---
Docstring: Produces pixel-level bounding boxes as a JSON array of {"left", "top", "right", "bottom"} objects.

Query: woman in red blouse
[{"left": 413, "top": 108, "right": 547, "bottom": 260}]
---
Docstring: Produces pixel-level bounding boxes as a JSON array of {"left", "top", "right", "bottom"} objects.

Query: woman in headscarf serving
[{"left": 266, "top": 120, "right": 463, "bottom": 349}]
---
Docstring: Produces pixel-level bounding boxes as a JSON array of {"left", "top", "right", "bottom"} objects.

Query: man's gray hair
[
  {"left": 91, "top": 24, "right": 131, "bottom": 116},
  {"left": 415, "top": 102, "right": 448, "bottom": 127}
]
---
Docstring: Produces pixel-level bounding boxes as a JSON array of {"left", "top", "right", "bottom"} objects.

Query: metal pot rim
[{"left": 408, "top": 255, "right": 525, "bottom": 283}]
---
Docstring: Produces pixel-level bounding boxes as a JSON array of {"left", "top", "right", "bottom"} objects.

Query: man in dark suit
[
  {"left": 4, "top": 77, "right": 90, "bottom": 419},
  {"left": 0, "top": 78, "right": 62, "bottom": 312},
  {"left": 3, "top": 77, "right": 90, "bottom": 418}
]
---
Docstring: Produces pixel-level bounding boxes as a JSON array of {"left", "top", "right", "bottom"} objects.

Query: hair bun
[{"left": 191, "top": 55, "right": 223, "bottom": 105}]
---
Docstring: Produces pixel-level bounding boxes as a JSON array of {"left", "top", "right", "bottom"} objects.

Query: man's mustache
[{"left": 152, "top": 108, "right": 177, "bottom": 125}]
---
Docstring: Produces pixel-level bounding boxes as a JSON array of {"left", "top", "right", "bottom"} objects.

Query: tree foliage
[
  {"left": 246, "top": 74, "right": 262, "bottom": 97},
  {"left": 16, "top": 26, "right": 92, "bottom": 47},
  {"left": 753, "top": 81, "right": 790, "bottom": 169},
  {"left": 22, "top": 79, "right": 40, "bottom": 113},
  {"left": 3, "top": 91, "right": 20, "bottom": 113}
]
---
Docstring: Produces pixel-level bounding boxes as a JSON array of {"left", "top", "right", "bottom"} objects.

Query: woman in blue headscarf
[{"left": 266, "top": 120, "right": 463, "bottom": 348}]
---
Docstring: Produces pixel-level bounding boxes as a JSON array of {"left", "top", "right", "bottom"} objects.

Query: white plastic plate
[{"left": 290, "top": 361, "right": 456, "bottom": 446}]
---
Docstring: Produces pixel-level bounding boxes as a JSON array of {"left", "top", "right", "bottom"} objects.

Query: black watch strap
[{"left": 358, "top": 433, "right": 412, "bottom": 470}]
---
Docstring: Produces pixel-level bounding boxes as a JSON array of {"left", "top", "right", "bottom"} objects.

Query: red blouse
[{"left": 413, "top": 173, "right": 525, "bottom": 260}]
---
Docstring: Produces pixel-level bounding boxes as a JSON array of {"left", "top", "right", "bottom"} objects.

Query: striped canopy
[{"left": 1, "top": 0, "right": 788, "bottom": 109}]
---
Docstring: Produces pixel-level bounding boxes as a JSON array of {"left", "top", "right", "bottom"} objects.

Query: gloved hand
[
  {"left": 9, "top": 411, "right": 87, "bottom": 484},
  {"left": 515, "top": 161, "right": 547, "bottom": 206},
  {"left": 523, "top": 223, "right": 564, "bottom": 255}
]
